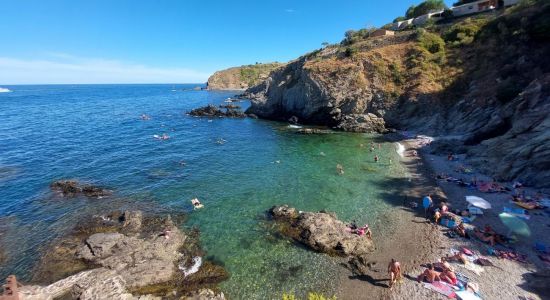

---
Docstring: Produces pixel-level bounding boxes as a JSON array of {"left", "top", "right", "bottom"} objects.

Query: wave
[
  {"left": 178, "top": 256, "right": 202, "bottom": 277},
  {"left": 396, "top": 142, "right": 405, "bottom": 158},
  {"left": 288, "top": 124, "right": 302, "bottom": 129},
  {"left": 0, "top": 88, "right": 11, "bottom": 93}
]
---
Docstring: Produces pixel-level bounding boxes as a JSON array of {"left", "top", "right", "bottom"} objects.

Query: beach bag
[{"left": 440, "top": 218, "right": 456, "bottom": 228}]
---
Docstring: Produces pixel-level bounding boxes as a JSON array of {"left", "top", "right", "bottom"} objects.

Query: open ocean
[{"left": 0, "top": 84, "right": 407, "bottom": 299}]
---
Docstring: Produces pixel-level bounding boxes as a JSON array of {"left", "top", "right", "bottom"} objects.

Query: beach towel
[
  {"left": 423, "top": 281, "right": 457, "bottom": 298},
  {"left": 456, "top": 290, "right": 482, "bottom": 300},
  {"left": 463, "top": 262, "right": 484, "bottom": 275},
  {"left": 468, "top": 206, "right": 484, "bottom": 215}
]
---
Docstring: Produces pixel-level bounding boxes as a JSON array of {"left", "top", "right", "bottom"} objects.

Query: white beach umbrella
[{"left": 465, "top": 196, "right": 492, "bottom": 209}]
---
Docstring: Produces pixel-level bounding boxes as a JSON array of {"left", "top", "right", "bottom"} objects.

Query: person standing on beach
[
  {"left": 422, "top": 194, "right": 433, "bottom": 219},
  {"left": 388, "top": 258, "right": 401, "bottom": 289}
]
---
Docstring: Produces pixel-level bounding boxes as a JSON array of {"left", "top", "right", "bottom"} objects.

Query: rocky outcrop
[
  {"left": 243, "top": 42, "right": 413, "bottom": 133},
  {"left": 50, "top": 180, "right": 111, "bottom": 198},
  {"left": 26, "top": 211, "right": 228, "bottom": 299},
  {"left": 268, "top": 205, "right": 375, "bottom": 256},
  {"left": 207, "top": 63, "right": 285, "bottom": 90},
  {"left": 189, "top": 105, "right": 246, "bottom": 118}
]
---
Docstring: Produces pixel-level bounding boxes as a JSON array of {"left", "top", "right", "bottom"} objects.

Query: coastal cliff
[
  {"left": 206, "top": 63, "right": 284, "bottom": 90},
  {"left": 244, "top": 1, "right": 550, "bottom": 188}
]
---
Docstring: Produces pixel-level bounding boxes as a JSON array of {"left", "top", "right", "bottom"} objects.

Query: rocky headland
[
  {"left": 268, "top": 205, "right": 375, "bottom": 257},
  {"left": 206, "top": 63, "right": 285, "bottom": 90},
  {"left": 23, "top": 210, "right": 227, "bottom": 300},
  {"left": 242, "top": 2, "right": 550, "bottom": 188}
]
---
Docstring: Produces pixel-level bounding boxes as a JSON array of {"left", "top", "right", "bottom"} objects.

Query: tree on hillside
[
  {"left": 321, "top": 42, "right": 329, "bottom": 48},
  {"left": 405, "top": 0, "right": 447, "bottom": 19}
]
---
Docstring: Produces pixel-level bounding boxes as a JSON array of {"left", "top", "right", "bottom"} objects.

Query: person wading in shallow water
[{"left": 388, "top": 258, "right": 402, "bottom": 289}]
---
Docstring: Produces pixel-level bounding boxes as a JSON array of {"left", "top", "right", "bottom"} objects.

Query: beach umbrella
[
  {"left": 499, "top": 212, "right": 530, "bottom": 237},
  {"left": 465, "top": 196, "right": 492, "bottom": 209}
]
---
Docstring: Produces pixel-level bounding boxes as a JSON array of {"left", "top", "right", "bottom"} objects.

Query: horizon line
[{"left": 0, "top": 82, "right": 207, "bottom": 86}]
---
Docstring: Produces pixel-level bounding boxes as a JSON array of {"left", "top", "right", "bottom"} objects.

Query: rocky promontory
[
  {"left": 206, "top": 63, "right": 285, "bottom": 90},
  {"left": 24, "top": 210, "right": 227, "bottom": 300},
  {"left": 268, "top": 205, "right": 375, "bottom": 257}
]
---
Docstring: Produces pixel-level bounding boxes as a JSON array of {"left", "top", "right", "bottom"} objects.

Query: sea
[{"left": 0, "top": 84, "right": 407, "bottom": 299}]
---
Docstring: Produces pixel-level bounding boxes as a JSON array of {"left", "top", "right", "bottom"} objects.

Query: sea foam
[
  {"left": 0, "top": 88, "right": 11, "bottom": 93},
  {"left": 396, "top": 142, "right": 405, "bottom": 158},
  {"left": 179, "top": 256, "right": 202, "bottom": 277}
]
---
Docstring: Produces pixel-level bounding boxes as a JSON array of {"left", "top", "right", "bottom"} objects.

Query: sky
[{"left": 0, "top": 0, "right": 454, "bottom": 84}]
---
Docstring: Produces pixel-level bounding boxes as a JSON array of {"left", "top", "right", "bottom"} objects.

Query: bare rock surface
[{"left": 23, "top": 211, "right": 227, "bottom": 300}]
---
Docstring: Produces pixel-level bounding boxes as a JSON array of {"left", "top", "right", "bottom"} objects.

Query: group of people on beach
[{"left": 347, "top": 220, "right": 372, "bottom": 239}]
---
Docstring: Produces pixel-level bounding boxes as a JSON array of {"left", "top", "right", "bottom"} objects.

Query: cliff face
[
  {"left": 206, "top": 63, "right": 284, "bottom": 90},
  {"left": 244, "top": 1, "right": 550, "bottom": 188}
]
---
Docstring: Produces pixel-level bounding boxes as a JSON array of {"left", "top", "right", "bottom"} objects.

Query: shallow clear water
[{"left": 0, "top": 85, "right": 406, "bottom": 299}]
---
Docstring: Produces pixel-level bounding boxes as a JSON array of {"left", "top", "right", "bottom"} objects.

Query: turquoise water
[{"left": 0, "top": 85, "right": 405, "bottom": 299}]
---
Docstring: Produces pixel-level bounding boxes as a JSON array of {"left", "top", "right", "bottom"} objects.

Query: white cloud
[
  {"left": 285, "top": 8, "right": 296, "bottom": 13},
  {"left": 0, "top": 54, "right": 210, "bottom": 84}
]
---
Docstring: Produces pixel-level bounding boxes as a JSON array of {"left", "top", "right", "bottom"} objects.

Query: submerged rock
[
  {"left": 295, "top": 128, "right": 332, "bottom": 134},
  {"left": 185, "top": 289, "right": 226, "bottom": 300},
  {"left": 268, "top": 205, "right": 375, "bottom": 257},
  {"left": 50, "top": 180, "right": 111, "bottom": 198}
]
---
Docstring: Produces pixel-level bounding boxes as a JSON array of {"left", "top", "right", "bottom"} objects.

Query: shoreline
[{"left": 337, "top": 134, "right": 547, "bottom": 299}]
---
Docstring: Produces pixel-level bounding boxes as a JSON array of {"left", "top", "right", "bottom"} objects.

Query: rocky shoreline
[{"left": 19, "top": 184, "right": 229, "bottom": 300}]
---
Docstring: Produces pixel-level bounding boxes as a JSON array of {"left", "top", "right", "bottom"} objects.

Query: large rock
[
  {"left": 268, "top": 205, "right": 375, "bottom": 256},
  {"left": 334, "top": 113, "right": 386, "bottom": 133},
  {"left": 189, "top": 105, "right": 246, "bottom": 118}
]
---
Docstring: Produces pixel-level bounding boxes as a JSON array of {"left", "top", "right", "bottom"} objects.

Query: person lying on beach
[
  {"left": 439, "top": 202, "right": 449, "bottom": 214},
  {"left": 355, "top": 224, "right": 372, "bottom": 239},
  {"left": 484, "top": 225, "right": 506, "bottom": 244},
  {"left": 440, "top": 267, "right": 458, "bottom": 285},
  {"left": 433, "top": 257, "right": 453, "bottom": 272},
  {"left": 454, "top": 223, "right": 469, "bottom": 238},
  {"left": 473, "top": 228, "right": 496, "bottom": 246},
  {"left": 417, "top": 264, "right": 440, "bottom": 283},
  {"left": 433, "top": 209, "right": 441, "bottom": 224},
  {"left": 445, "top": 251, "right": 468, "bottom": 264},
  {"left": 388, "top": 258, "right": 401, "bottom": 289}
]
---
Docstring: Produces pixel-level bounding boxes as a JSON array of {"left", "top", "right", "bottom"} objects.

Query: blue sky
[{"left": 0, "top": 0, "right": 453, "bottom": 84}]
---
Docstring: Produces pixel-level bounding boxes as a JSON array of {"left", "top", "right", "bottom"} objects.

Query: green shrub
[
  {"left": 444, "top": 19, "right": 485, "bottom": 46},
  {"left": 389, "top": 62, "right": 404, "bottom": 84},
  {"left": 416, "top": 29, "right": 445, "bottom": 54},
  {"left": 344, "top": 47, "right": 357, "bottom": 58}
]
